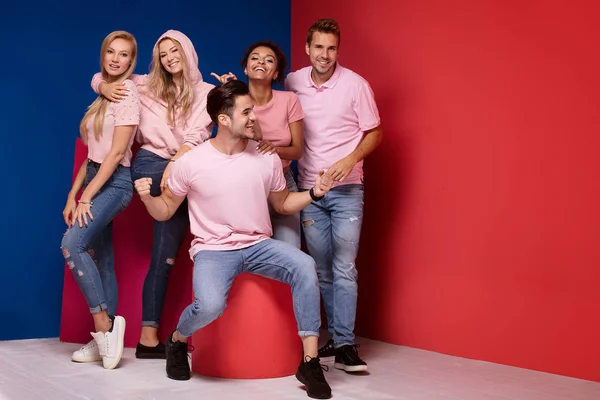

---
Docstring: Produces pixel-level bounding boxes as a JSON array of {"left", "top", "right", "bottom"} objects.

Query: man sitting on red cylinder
[{"left": 133, "top": 80, "right": 333, "bottom": 399}]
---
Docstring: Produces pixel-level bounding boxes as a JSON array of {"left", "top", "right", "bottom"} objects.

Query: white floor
[{"left": 0, "top": 338, "right": 598, "bottom": 400}]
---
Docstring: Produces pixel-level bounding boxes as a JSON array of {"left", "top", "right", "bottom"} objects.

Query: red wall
[{"left": 291, "top": 0, "right": 600, "bottom": 382}]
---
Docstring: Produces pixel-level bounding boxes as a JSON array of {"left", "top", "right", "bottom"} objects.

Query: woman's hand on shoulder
[
  {"left": 256, "top": 140, "right": 278, "bottom": 155},
  {"left": 100, "top": 81, "right": 129, "bottom": 102}
]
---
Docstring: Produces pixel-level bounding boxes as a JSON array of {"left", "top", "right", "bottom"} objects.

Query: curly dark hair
[{"left": 240, "top": 40, "right": 288, "bottom": 87}]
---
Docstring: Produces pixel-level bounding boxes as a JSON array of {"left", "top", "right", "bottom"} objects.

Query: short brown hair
[
  {"left": 207, "top": 80, "right": 250, "bottom": 124},
  {"left": 307, "top": 18, "right": 341, "bottom": 46}
]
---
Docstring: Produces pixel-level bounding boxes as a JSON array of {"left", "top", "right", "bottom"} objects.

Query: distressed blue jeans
[
  {"left": 176, "top": 239, "right": 321, "bottom": 338},
  {"left": 300, "top": 184, "right": 364, "bottom": 347},
  {"left": 131, "top": 148, "right": 189, "bottom": 328},
  {"left": 61, "top": 162, "right": 133, "bottom": 314}
]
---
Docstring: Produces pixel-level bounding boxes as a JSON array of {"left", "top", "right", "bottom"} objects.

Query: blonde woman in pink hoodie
[{"left": 82, "top": 30, "right": 214, "bottom": 361}]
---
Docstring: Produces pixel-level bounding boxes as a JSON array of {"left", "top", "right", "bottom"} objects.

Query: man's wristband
[{"left": 309, "top": 187, "right": 324, "bottom": 201}]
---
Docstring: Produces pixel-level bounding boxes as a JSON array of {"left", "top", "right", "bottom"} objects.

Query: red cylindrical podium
[{"left": 191, "top": 273, "right": 302, "bottom": 378}]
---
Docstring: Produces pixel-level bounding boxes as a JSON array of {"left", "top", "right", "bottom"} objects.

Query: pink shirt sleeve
[
  {"left": 131, "top": 74, "right": 148, "bottom": 85},
  {"left": 91, "top": 73, "right": 104, "bottom": 94},
  {"left": 182, "top": 82, "right": 215, "bottom": 148},
  {"left": 270, "top": 155, "right": 287, "bottom": 192},
  {"left": 113, "top": 81, "right": 140, "bottom": 126},
  {"left": 167, "top": 155, "right": 191, "bottom": 197},
  {"left": 91, "top": 73, "right": 147, "bottom": 94},
  {"left": 182, "top": 112, "right": 213, "bottom": 148},
  {"left": 284, "top": 73, "right": 295, "bottom": 91},
  {"left": 354, "top": 82, "right": 381, "bottom": 132},
  {"left": 287, "top": 92, "right": 305, "bottom": 123}
]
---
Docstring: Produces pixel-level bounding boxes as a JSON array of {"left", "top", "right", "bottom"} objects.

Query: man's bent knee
[{"left": 191, "top": 298, "right": 226, "bottom": 321}]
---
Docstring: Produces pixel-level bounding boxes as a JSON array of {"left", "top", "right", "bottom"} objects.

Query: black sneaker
[
  {"left": 295, "top": 356, "right": 332, "bottom": 399},
  {"left": 334, "top": 344, "right": 368, "bottom": 372},
  {"left": 165, "top": 331, "right": 191, "bottom": 380},
  {"left": 317, "top": 339, "right": 337, "bottom": 358},
  {"left": 135, "top": 342, "right": 166, "bottom": 359}
]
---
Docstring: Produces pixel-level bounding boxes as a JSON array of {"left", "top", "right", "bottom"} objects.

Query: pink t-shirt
[
  {"left": 285, "top": 64, "right": 380, "bottom": 188},
  {"left": 167, "top": 139, "right": 287, "bottom": 258},
  {"left": 253, "top": 90, "right": 305, "bottom": 169},
  {"left": 86, "top": 79, "right": 140, "bottom": 166}
]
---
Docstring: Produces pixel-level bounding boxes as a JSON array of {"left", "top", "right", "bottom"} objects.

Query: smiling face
[
  {"left": 305, "top": 31, "right": 339, "bottom": 82},
  {"left": 244, "top": 46, "right": 278, "bottom": 83},
  {"left": 158, "top": 38, "right": 185, "bottom": 77},
  {"left": 103, "top": 38, "right": 134, "bottom": 79},
  {"left": 224, "top": 94, "right": 257, "bottom": 140}
]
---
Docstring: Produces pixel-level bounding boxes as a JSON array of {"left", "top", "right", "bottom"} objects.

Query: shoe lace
[
  {"left": 342, "top": 344, "right": 363, "bottom": 362},
  {"left": 305, "top": 355, "right": 328, "bottom": 380},
  {"left": 170, "top": 341, "right": 191, "bottom": 366},
  {"left": 100, "top": 334, "right": 109, "bottom": 357}
]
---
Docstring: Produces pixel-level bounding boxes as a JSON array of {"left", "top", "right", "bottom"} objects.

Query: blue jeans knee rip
[{"left": 61, "top": 239, "right": 82, "bottom": 276}]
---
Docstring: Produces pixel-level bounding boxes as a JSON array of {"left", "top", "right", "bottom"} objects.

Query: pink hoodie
[{"left": 92, "top": 30, "right": 214, "bottom": 159}]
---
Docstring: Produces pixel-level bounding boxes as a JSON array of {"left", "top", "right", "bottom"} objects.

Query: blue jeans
[
  {"left": 61, "top": 162, "right": 133, "bottom": 314},
  {"left": 270, "top": 168, "right": 301, "bottom": 248},
  {"left": 300, "top": 184, "right": 364, "bottom": 347},
  {"left": 176, "top": 239, "right": 321, "bottom": 338},
  {"left": 131, "top": 148, "right": 189, "bottom": 328}
]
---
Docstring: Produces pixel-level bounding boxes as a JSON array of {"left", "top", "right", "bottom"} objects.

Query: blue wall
[{"left": 0, "top": 1, "right": 290, "bottom": 340}]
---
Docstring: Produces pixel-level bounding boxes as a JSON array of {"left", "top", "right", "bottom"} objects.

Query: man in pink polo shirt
[
  {"left": 286, "top": 18, "right": 383, "bottom": 373},
  {"left": 133, "top": 80, "right": 333, "bottom": 399}
]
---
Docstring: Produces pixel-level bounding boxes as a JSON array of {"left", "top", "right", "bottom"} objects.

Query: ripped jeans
[
  {"left": 61, "top": 162, "right": 133, "bottom": 314},
  {"left": 300, "top": 184, "right": 364, "bottom": 347},
  {"left": 131, "top": 149, "right": 189, "bottom": 328}
]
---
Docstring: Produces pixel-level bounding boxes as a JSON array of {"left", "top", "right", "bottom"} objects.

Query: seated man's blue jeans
[{"left": 176, "top": 239, "right": 321, "bottom": 338}]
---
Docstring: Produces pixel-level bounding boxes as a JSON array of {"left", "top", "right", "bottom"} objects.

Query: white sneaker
[
  {"left": 71, "top": 339, "right": 101, "bottom": 363},
  {"left": 90, "top": 316, "right": 126, "bottom": 369}
]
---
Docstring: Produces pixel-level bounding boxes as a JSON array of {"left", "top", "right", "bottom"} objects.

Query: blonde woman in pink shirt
[
  {"left": 61, "top": 30, "right": 140, "bottom": 369},
  {"left": 211, "top": 41, "right": 305, "bottom": 248},
  {"left": 90, "top": 30, "right": 214, "bottom": 359}
]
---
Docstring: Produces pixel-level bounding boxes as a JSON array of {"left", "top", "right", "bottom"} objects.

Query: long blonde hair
[
  {"left": 145, "top": 37, "right": 194, "bottom": 126},
  {"left": 80, "top": 31, "right": 138, "bottom": 144}
]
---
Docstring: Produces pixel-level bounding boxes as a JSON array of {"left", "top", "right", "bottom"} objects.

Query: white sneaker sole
[
  {"left": 103, "top": 317, "right": 126, "bottom": 370},
  {"left": 334, "top": 362, "right": 368, "bottom": 372},
  {"left": 71, "top": 354, "right": 102, "bottom": 363}
]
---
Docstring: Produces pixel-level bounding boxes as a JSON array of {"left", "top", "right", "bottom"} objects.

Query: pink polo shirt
[
  {"left": 86, "top": 79, "right": 140, "bottom": 167},
  {"left": 253, "top": 90, "right": 305, "bottom": 169},
  {"left": 285, "top": 64, "right": 380, "bottom": 189},
  {"left": 167, "top": 139, "right": 287, "bottom": 258}
]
